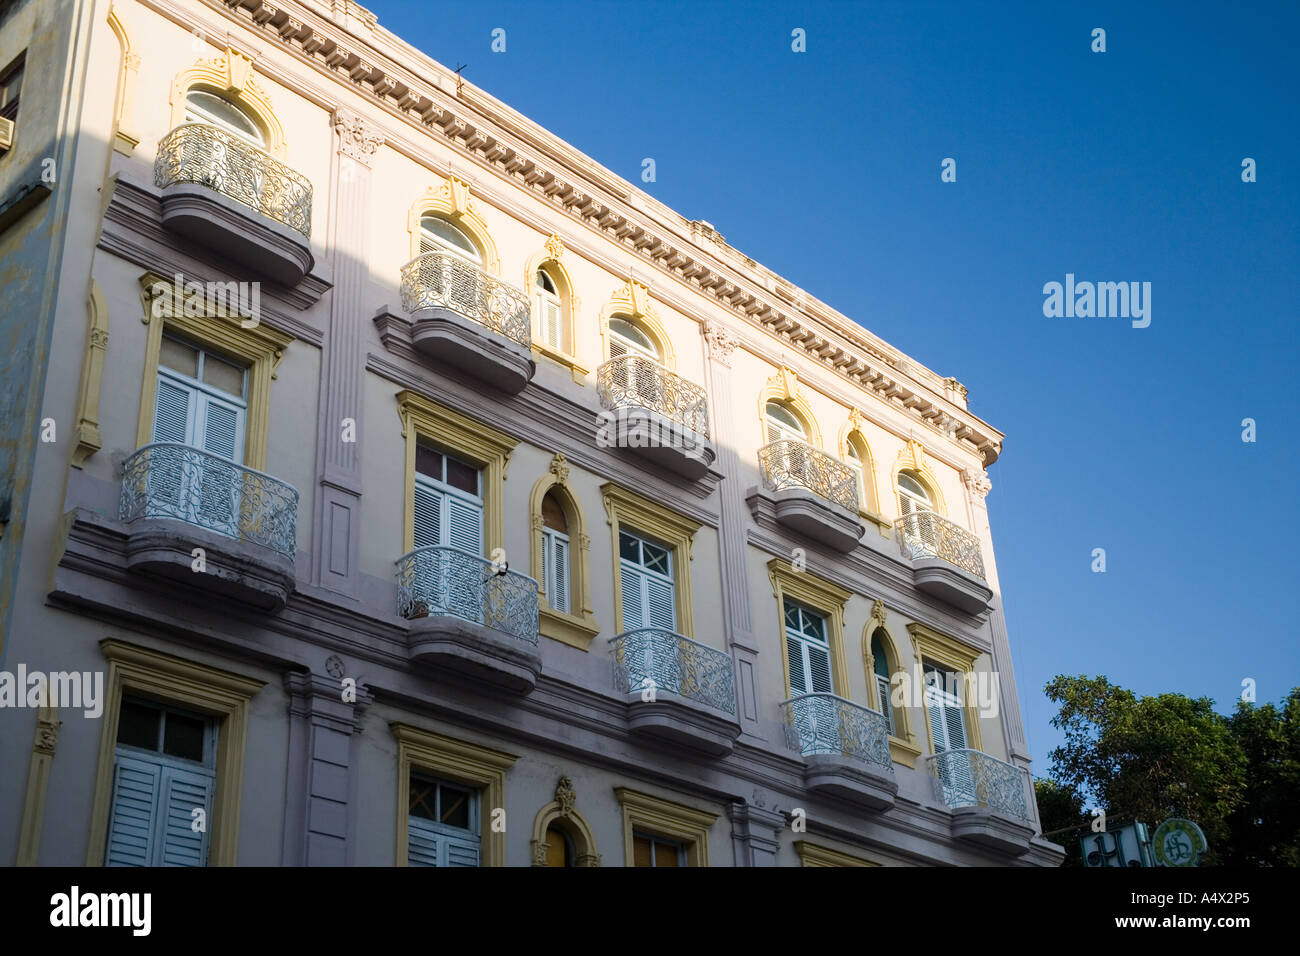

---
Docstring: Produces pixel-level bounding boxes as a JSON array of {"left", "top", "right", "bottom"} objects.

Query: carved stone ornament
[
  {"left": 334, "top": 109, "right": 384, "bottom": 165},
  {"left": 549, "top": 453, "right": 570, "bottom": 483},
  {"left": 532, "top": 841, "right": 549, "bottom": 866},
  {"left": 963, "top": 467, "right": 992, "bottom": 499},
  {"left": 868, "top": 598, "right": 887, "bottom": 631},
  {"left": 555, "top": 776, "right": 577, "bottom": 817},
  {"left": 35, "top": 712, "right": 62, "bottom": 756},
  {"left": 544, "top": 233, "right": 564, "bottom": 261},
  {"left": 704, "top": 321, "right": 738, "bottom": 366}
]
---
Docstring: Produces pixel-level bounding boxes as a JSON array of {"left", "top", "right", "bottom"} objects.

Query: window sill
[
  {"left": 531, "top": 341, "right": 589, "bottom": 384},
  {"left": 860, "top": 509, "right": 893, "bottom": 537},
  {"left": 539, "top": 606, "right": 600, "bottom": 650},
  {"left": 889, "top": 735, "right": 922, "bottom": 768}
]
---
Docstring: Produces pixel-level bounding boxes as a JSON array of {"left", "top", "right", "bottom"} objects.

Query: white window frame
[
  {"left": 784, "top": 599, "right": 833, "bottom": 696},
  {"left": 898, "top": 471, "right": 933, "bottom": 515},
  {"left": 618, "top": 529, "right": 676, "bottom": 632},
  {"left": 183, "top": 88, "right": 265, "bottom": 147},
  {"left": 541, "top": 525, "right": 571, "bottom": 614},
  {"left": 536, "top": 270, "right": 563, "bottom": 351},
  {"left": 765, "top": 401, "right": 807, "bottom": 445}
]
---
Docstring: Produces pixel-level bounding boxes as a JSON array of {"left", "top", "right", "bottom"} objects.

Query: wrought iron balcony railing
[
  {"left": 780, "top": 693, "right": 893, "bottom": 773},
  {"left": 396, "top": 546, "right": 539, "bottom": 644},
  {"left": 926, "top": 748, "right": 1032, "bottom": 825},
  {"left": 119, "top": 442, "right": 298, "bottom": 558},
  {"left": 155, "top": 123, "right": 313, "bottom": 238},
  {"left": 596, "top": 356, "right": 710, "bottom": 439},
  {"left": 611, "top": 628, "right": 737, "bottom": 715},
  {"left": 758, "top": 439, "right": 859, "bottom": 513},
  {"left": 895, "top": 510, "right": 986, "bottom": 579},
  {"left": 399, "top": 251, "right": 531, "bottom": 347}
]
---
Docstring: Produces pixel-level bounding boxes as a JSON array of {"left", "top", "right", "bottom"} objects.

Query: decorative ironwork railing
[
  {"left": 610, "top": 629, "right": 737, "bottom": 715},
  {"left": 895, "top": 510, "right": 986, "bottom": 579},
  {"left": 758, "top": 439, "right": 859, "bottom": 512},
  {"left": 596, "top": 356, "right": 710, "bottom": 439},
  {"left": 396, "top": 546, "right": 539, "bottom": 644},
  {"left": 155, "top": 123, "right": 313, "bottom": 238},
  {"left": 780, "top": 693, "right": 893, "bottom": 773},
  {"left": 119, "top": 442, "right": 298, "bottom": 558},
  {"left": 926, "top": 749, "right": 1032, "bottom": 825},
  {"left": 399, "top": 251, "right": 531, "bottom": 347}
]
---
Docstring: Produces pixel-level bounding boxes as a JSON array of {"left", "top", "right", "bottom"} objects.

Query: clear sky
[{"left": 365, "top": 0, "right": 1300, "bottom": 770}]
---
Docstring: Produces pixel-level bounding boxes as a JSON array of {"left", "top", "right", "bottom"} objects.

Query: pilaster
[{"left": 728, "top": 802, "right": 785, "bottom": 866}]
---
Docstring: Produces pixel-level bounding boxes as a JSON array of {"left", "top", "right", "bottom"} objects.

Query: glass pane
[
  {"left": 609, "top": 318, "right": 656, "bottom": 357},
  {"left": 185, "top": 89, "right": 263, "bottom": 144},
  {"left": 619, "top": 531, "right": 640, "bottom": 563},
  {"left": 899, "top": 472, "right": 930, "bottom": 503},
  {"left": 633, "top": 834, "right": 653, "bottom": 868},
  {"left": 642, "top": 542, "right": 669, "bottom": 575},
  {"left": 162, "top": 712, "right": 206, "bottom": 762},
  {"left": 409, "top": 775, "right": 437, "bottom": 820},
  {"left": 439, "top": 784, "right": 472, "bottom": 830},
  {"left": 545, "top": 825, "right": 571, "bottom": 867},
  {"left": 202, "top": 353, "right": 245, "bottom": 398},
  {"left": 766, "top": 402, "right": 804, "bottom": 436},
  {"left": 421, "top": 217, "right": 480, "bottom": 261},
  {"left": 656, "top": 843, "right": 681, "bottom": 867},
  {"left": 872, "top": 633, "right": 891, "bottom": 680},
  {"left": 784, "top": 601, "right": 799, "bottom": 629},
  {"left": 159, "top": 337, "right": 198, "bottom": 378},
  {"left": 537, "top": 270, "right": 556, "bottom": 293},
  {"left": 541, "top": 493, "right": 568, "bottom": 533},
  {"left": 116, "top": 700, "right": 161, "bottom": 751},
  {"left": 445, "top": 456, "right": 480, "bottom": 495},
  {"left": 415, "top": 445, "right": 443, "bottom": 480}
]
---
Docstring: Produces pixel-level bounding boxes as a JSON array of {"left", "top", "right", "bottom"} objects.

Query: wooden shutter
[
  {"left": 195, "top": 395, "right": 244, "bottom": 533},
  {"left": 620, "top": 563, "right": 645, "bottom": 630},
  {"left": 407, "top": 816, "right": 442, "bottom": 867},
  {"left": 877, "top": 674, "right": 894, "bottom": 733},
  {"left": 412, "top": 480, "right": 442, "bottom": 549},
  {"left": 645, "top": 575, "right": 675, "bottom": 630},
  {"left": 545, "top": 530, "right": 570, "bottom": 613},
  {"left": 609, "top": 336, "right": 628, "bottom": 359},
  {"left": 786, "top": 632, "right": 808, "bottom": 695},
  {"left": 198, "top": 395, "right": 243, "bottom": 463},
  {"left": 153, "top": 377, "right": 194, "bottom": 444},
  {"left": 105, "top": 756, "right": 161, "bottom": 866},
  {"left": 807, "top": 642, "right": 833, "bottom": 694},
  {"left": 445, "top": 835, "right": 481, "bottom": 867},
  {"left": 543, "top": 298, "right": 561, "bottom": 350},
  {"left": 447, "top": 495, "right": 484, "bottom": 557},
  {"left": 158, "top": 765, "right": 214, "bottom": 866}
]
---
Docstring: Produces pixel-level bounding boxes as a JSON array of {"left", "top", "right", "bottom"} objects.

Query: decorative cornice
[{"left": 203, "top": 0, "right": 1004, "bottom": 464}]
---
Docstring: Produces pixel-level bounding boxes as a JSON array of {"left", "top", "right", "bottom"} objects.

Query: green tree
[
  {"left": 1043, "top": 675, "right": 1246, "bottom": 865},
  {"left": 1033, "top": 778, "right": 1088, "bottom": 867},
  {"left": 1222, "top": 688, "right": 1300, "bottom": 866}
]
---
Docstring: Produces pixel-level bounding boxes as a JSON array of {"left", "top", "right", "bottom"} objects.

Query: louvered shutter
[
  {"left": 196, "top": 395, "right": 243, "bottom": 534},
  {"left": 620, "top": 564, "right": 645, "bottom": 630},
  {"left": 543, "top": 299, "right": 561, "bottom": 350},
  {"left": 547, "top": 531, "right": 570, "bottom": 613},
  {"left": 926, "top": 680, "right": 950, "bottom": 752},
  {"left": 158, "top": 766, "right": 214, "bottom": 866},
  {"left": 445, "top": 835, "right": 481, "bottom": 867},
  {"left": 153, "top": 378, "right": 194, "bottom": 444},
  {"left": 786, "top": 633, "right": 808, "bottom": 695},
  {"left": 105, "top": 756, "right": 161, "bottom": 866},
  {"left": 447, "top": 496, "right": 483, "bottom": 556},
  {"left": 877, "top": 674, "right": 895, "bottom": 734},
  {"left": 609, "top": 336, "right": 628, "bottom": 359},
  {"left": 767, "top": 420, "right": 781, "bottom": 444},
  {"left": 407, "top": 817, "right": 441, "bottom": 867},
  {"left": 807, "top": 642, "right": 833, "bottom": 694},
  {"left": 644, "top": 575, "right": 675, "bottom": 631},
  {"left": 412, "top": 481, "right": 442, "bottom": 549}
]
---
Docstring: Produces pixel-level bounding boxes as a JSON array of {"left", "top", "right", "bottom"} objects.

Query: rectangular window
[
  {"left": 413, "top": 444, "right": 484, "bottom": 555},
  {"left": 542, "top": 526, "right": 570, "bottom": 613},
  {"left": 784, "top": 600, "right": 833, "bottom": 696},
  {"left": 632, "top": 831, "right": 686, "bottom": 867},
  {"left": 407, "top": 773, "right": 481, "bottom": 867},
  {"left": 105, "top": 698, "right": 216, "bottom": 867},
  {"left": 618, "top": 530, "right": 675, "bottom": 632},
  {"left": 541, "top": 296, "right": 561, "bottom": 350},
  {"left": 876, "top": 672, "right": 895, "bottom": 735},
  {"left": 925, "top": 661, "right": 976, "bottom": 805},
  {"left": 0, "top": 53, "right": 23, "bottom": 124}
]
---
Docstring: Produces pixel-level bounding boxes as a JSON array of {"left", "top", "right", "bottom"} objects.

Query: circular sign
[{"left": 1152, "top": 818, "right": 1207, "bottom": 867}]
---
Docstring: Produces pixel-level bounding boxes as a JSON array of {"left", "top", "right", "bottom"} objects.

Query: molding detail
[
  {"left": 333, "top": 108, "right": 385, "bottom": 165},
  {"left": 15, "top": 702, "right": 62, "bottom": 865},
  {"left": 530, "top": 455, "right": 599, "bottom": 650},
  {"left": 615, "top": 786, "right": 717, "bottom": 867},
  {"left": 793, "top": 840, "right": 880, "bottom": 867},
  {"left": 759, "top": 366, "right": 823, "bottom": 449},
  {"left": 597, "top": 280, "right": 675, "bottom": 370},
  {"left": 72, "top": 280, "right": 109, "bottom": 467},
  {"left": 963, "top": 467, "right": 992, "bottom": 500},
  {"left": 530, "top": 776, "right": 601, "bottom": 866},
  {"left": 169, "top": 48, "right": 287, "bottom": 157},
  {"left": 107, "top": 6, "right": 141, "bottom": 155},
  {"left": 405, "top": 180, "right": 501, "bottom": 272},
  {"left": 602, "top": 482, "right": 701, "bottom": 638},
  {"left": 767, "top": 557, "right": 852, "bottom": 697},
  {"left": 703, "top": 321, "right": 739, "bottom": 367}
]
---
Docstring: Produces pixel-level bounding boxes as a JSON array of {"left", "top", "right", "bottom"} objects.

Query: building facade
[{"left": 0, "top": 0, "right": 1064, "bottom": 867}]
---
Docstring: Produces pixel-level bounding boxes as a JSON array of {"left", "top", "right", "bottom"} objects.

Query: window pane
[
  {"left": 159, "top": 337, "right": 198, "bottom": 378},
  {"left": 642, "top": 542, "right": 669, "bottom": 575},
  {"left": 116, "top": 700, "right": 161, "bottom": 751},
  {"left": 445, "top": 456, "right": 479, "bottom": 495},
  {"left": 633, "top": 834, "right": 653, "bottom": 868},
  {"left": 421, "top": 217, "right": 480, "bottom": 261},
  {"left": 766, "top": 402, "right": 804, "bottom": 435},
  {"left": 439, "top": 784, "right": 472, "bottom": 830},
  {"left": 202, "top": 353, "right": 245, "bottom": 398},
  {"left": 162, "top": 712, "right": 206, "bottom": 762},
  {"left": 409, "top": 775, "right": 437, "bottom": 821},
  {"left": 541, "top": 493, "right": 568, "bottom": 533},
  {"left": 537, "top": 270, "right": 556, "bottom": 293},
  {"left": 619, "top": 531, "right": 640, "bottom": 563},
  {"left": 415, "top": 445, "right": 443, "bottom": 480},
  {"left": 545, "top": 825, "right": 571, "bottom": 867},
  {"left": 656, "top": 842, "right": 681, "bottom": 867},
  {"left": 184, "top": 89, "right": 263, "bottom": 144}
]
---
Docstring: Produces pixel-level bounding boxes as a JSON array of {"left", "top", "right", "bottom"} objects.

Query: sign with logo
[
  {"left": 1152, "top": 818, "right": 1207, "bottom": 867},
  {"left": 1080, "top": 821, "right": 1154, "bottom": 867}
]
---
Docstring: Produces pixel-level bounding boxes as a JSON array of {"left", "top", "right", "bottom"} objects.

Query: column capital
[{"left": 333, "top": 108, "right": 384, "bottom": 165}]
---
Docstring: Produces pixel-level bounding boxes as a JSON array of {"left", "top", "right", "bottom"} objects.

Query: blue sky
[{"left": 367, "top": 0, "right": 1300, "bottom": 769}]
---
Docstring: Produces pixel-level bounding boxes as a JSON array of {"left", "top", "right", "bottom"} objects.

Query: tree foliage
[{"left": 1041, "top": 676, "right": 1299, "bottom": 866}]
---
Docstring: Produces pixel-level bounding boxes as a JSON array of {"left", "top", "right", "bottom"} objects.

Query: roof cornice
[{"left": 197, "top": 0, "right": 1003, "bottom": 464}]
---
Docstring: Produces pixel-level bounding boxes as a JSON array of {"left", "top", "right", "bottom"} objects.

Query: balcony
[
  {"left": 398, "top": 252, "right": 535, "bottom": 393},
  {"left": 118, "top": 443, "right": 298, "bottom": 611},
  {"left": 397, "top": 546, "right": 542, "bottom": 694},
  {"left": 927, "top": 749, "right": 1035, "bottom": 856},
  {"left": 154, "top": 123, "right": 314, "bottom": 285},
  {"left": 781, "top": 693, "right": 897, "bottom": 811},
  {"left": 895, "top": 511, "right": 993, "bottom": 613},
  {"left": 610, "top": 629, "right": 741, "bottom": 756},
  {"left": 749, "top": 440, "right": 865, "bottom": 552},
  {"left": 595, "top": 357, "right": 716, "bottom": 479}
]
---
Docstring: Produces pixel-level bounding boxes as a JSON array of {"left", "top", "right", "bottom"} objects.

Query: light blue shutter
[
  {"left": 545, "top": 530, "right": 570, "bottom": 613},
  {"left": 105, "top": 756, "right": 161, "bottom": 866},
  {"left": 807, "top": 642, "right": 833, "bottom": 694},
  {"left": 196, "top": 397, "right": 243, "bottom": 534},
  {"left": 445, "top": 835, "right": 481, "bottom": 867},
  {"left": 447, "top": 496, "right": 484, "bottom": 556},
  {"left": 199, "top": 397, "right": 242, "bottom": 462},
  {"left": 153, "top": 378, "right": 194, "bottom": 444},
  {"left": 877, "top": 674, "right": 894, "bottom": 733},
  {"left": 620, "top": 564, "right": 645, "bottom": 631},
  {"left": 645, "top": 576, "right": 675, "bottom": 631},
  {"left": 407, "top": 817, "right": 442, "bottom": 867},
  {"left": 412, "top": 481, "right": 442, "bottom": 549},
  {"left": 787, "top": 633, "right": 808, "bottom": 695},
  {"left": 159, "top": 766, "right": 214, "bottom": 866}
]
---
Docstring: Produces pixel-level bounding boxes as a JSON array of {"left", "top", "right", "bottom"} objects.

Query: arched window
[
  {"left": 544, "top": 823, "right": 576, "bottom": 867},
  {"left": 898, "top": 470, "right": 934, "bottom": 515},
  {"left": 765, "top": 401, "right": 807, "bottom": 445},
  {"left": 608, "top": 317, "right": 658, "bottom": 362},
  {"left": 541, "top": 491, "right": 571, "bottom": 615},
  {"left": 183, "top": 88, "right": 264, "bottom": 147},
  {"left": 870, "top": 630, "right": 894, "bottom": 734},
  {"left": 846, "top": 443, "right": 868, "bottom": 508},
  {"left": 420, "top": 215, "right": 482, "bottom": 264},
  {"left": 536, "top": 269, "right": 563, "bottom": 352}
]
